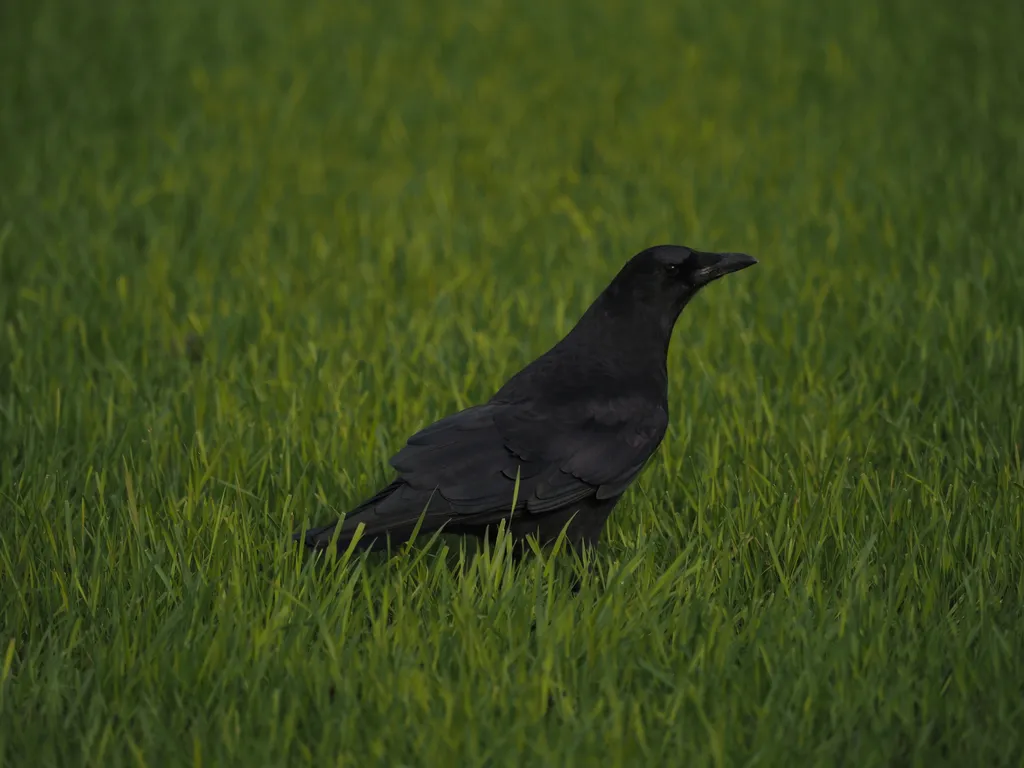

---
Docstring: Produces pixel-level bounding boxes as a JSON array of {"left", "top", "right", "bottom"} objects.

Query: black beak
[{"left": 694, "top": 251, "right": 758, "bottom": 285}]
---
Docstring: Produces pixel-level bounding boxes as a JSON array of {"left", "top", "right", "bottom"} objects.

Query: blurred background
[
  {"left": 3, "top": 0, "right": 1021, "bottom": 463},
  {"left": 1, "top": 0, "right": 1023, "bottom": 764},
  {"left": 2, "top": 0, "right": 1022, "bottom": 502}
]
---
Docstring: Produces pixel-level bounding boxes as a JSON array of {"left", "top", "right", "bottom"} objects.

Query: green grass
[{"left": 2, "top": 0, "right": 1024, "bottom": 764}]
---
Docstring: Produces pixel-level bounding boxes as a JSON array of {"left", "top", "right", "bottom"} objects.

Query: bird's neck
[
  {"left": 490, "top": 294, "right": 683, "bottom": 406},
  {"left": 577, "top": 287, "right": 684, "bottom": 355},
  {"left": 509, "top": 300, "right": 674, "bottom": 405}
]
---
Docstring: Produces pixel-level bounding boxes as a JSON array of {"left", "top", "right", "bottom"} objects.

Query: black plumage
[{"left": 295, "top": 245, "right": 756, "bottom": 556}]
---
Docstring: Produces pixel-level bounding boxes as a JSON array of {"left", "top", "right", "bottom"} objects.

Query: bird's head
[{"left": 600, "top": 244, "right": 757, "bottom": 329}]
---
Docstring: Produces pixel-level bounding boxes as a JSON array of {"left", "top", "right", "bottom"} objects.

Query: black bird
[{"left": 295, "top": 245, "right": 756, "bottom": 558}]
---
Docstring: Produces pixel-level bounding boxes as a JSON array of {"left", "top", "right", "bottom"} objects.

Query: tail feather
[
  {"left": 292, "top": 522, "right": 340, "bottom": 549},
  {"left": 292, "top": 479, "right": 445, "bottom": 553}
]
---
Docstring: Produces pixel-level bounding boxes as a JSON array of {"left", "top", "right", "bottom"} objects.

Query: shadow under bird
[{"left": 295, "top": 245, "right": 757, "bottom": 558}]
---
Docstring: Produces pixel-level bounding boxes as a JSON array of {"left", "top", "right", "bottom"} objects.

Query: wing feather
[{"left": 385, "top": 399, "right": 668, "bottom": 519}]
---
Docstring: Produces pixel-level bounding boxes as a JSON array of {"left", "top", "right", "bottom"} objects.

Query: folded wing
[{"left": 389, "top": 397, "right": 668, "bottom": 519}]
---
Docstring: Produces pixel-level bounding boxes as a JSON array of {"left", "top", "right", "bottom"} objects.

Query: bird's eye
[{"left": 665, "top": 263, "right": 681, "bottom": 277}]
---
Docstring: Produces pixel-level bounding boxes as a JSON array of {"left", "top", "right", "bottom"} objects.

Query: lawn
[{"left": 1, "top": 0, "right": 1023, "bottom": 765}]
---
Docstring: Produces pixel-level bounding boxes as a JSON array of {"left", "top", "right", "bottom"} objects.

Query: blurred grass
[{"left": 2, "top": 0, "right": 1024, "bottom": 765}]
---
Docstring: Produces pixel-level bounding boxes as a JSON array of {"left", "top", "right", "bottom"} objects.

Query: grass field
[{"left": 2, "top": 0, "right": 1024, "bottom": 764}]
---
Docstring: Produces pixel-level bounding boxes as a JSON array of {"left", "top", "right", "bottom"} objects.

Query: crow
[{"left": 295, "top": 245, "right": 756, "bottom": 558}]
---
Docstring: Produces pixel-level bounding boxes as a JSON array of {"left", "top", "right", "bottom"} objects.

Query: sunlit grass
[{"left": 1, "top": 0, "right": 1023, "bottom": 764}]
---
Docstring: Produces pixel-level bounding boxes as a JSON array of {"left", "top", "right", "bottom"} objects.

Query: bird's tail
[
  {"left": 291, "top": 480, "right": 437, "bottom": 553},
  {"left": 292, "top": 517, "right": 433, "bottom": 553},
  {"left": 292, "top": 522, "right": 343, "bottom": 550}
]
